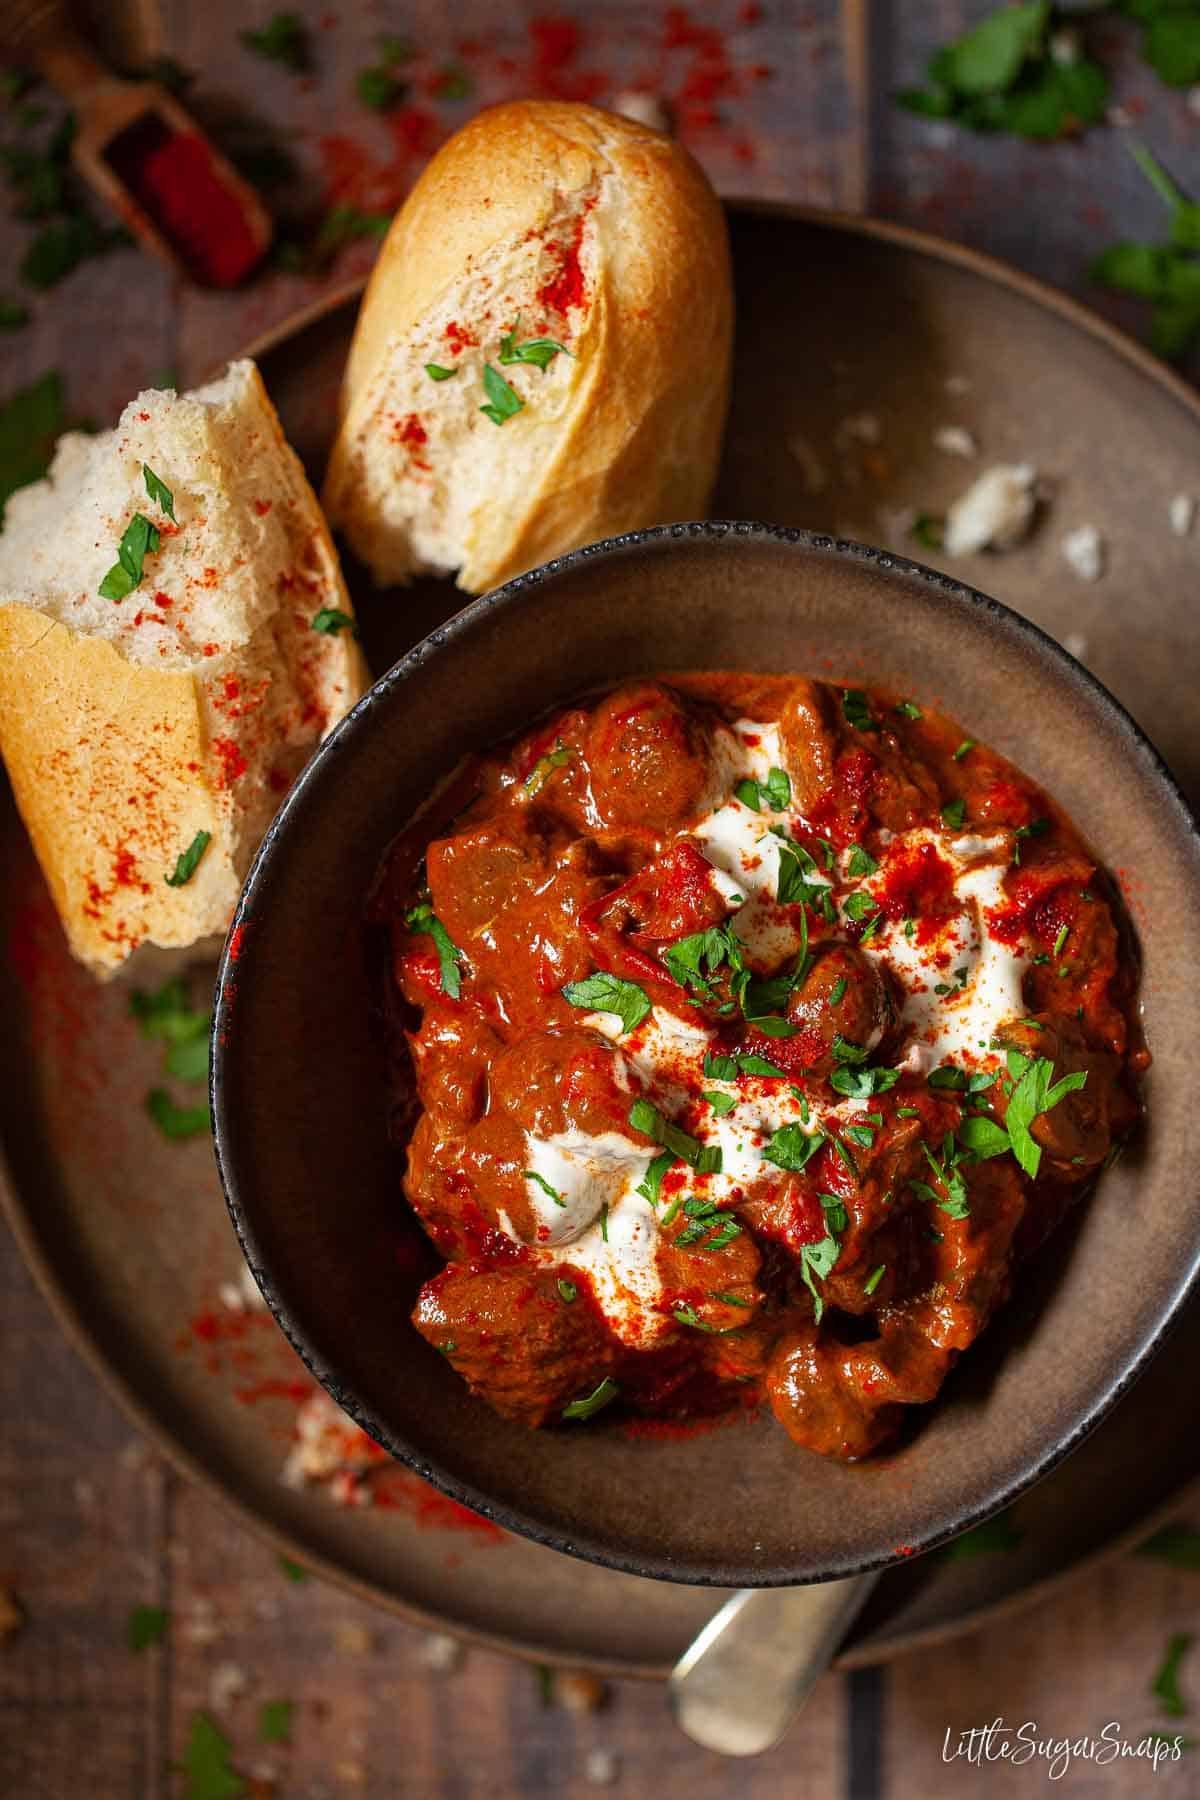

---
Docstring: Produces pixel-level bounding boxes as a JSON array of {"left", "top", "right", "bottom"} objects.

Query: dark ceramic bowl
[{"left": 211, "top": 523, "right": 1200, "bottom": 1587}]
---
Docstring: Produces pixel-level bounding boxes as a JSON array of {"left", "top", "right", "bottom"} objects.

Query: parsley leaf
[
  {"left": 941, "top": 797, "right": 967, "bottom": 830},
  {"left": 480, "top": 363, "right": 523, "bottom": 425},
  {"left": 311, "top": 607, "right": 356, "bottom": 635},
  {"left": 762, "top": 1122, "right": 825, "bottom": 1172},
  {"left": 829, "top": 1063, "right": 900, "bottom": 1099},
  {"left": 1152, "top": 1632, "right": 1194, "bottom": 1718},
  {"left": 424, "top": 362, "right": 458, "bottom": 381},
  {"left": 98, "top": 512, "right": 159, "bottom": 599},
  {"left": 842, "top": 687, "right": 876, "bottom": 730},
  {"left": 941, "top": 1511, "right": 1024, "bottom": 1559},
  {"left": 0, "top": 368, "right": 64, "bottom": 518},
  {"left": 628, "top": 1099, "right": 710, "bottom": 1168},
  {"left": 636, "top": 1148, "right": 676, "bottom": 1203},
  {"left": 143, "top": 462, "right": 176, "bottom": 521},
  {"left": 128, "top": 1605, "right": 169, "bottom": 1651},
  {"left": 524, "top": 1170, "right": 566, "bottom": 1207},
  {"left": 1005, "top": 1056, "right": 1087, "bottom": 1177},
  {"left": 404, "top": 902, "right": 464, "bottom": 998},
  {"left": 1092, "top": 143, "right": 1200, "bottom": 361},
  {"left": 847, "top": 845, "right": 878, "bottom": 879},
  {"left": 562, "top": 1377, "right": 620, "bottom": 1421},
  {"left": 897, "top": 3, "right": 1108, "bottom": 142},
  {"left": 240, "top": 12, "right": 310, "bottom": 72},
  {"left": 165, "top": 830, "right": 211, "bottom": 889},
  {"left": 176, "top": 1713, "right": 246, "bottom": 1800},
  {"left": 146, "top": 1089, "right": 210, "bottom": 1140},
  {"left": 524, "top": 739, "right": 572, "bottom": 796},
  {"left": 499, "top": 317, "right": 572, "bottom": 371},
  {"left": 258, "top": 1700, "right": 293, "bottom": 1744},
  {"left": 562, "top": 971, "right": 651, "bottom": 1034}
]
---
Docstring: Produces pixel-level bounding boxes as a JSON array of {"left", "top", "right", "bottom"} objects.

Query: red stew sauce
[{"left": 370, "top": 676, "right": 1144, "bottom": 1460}]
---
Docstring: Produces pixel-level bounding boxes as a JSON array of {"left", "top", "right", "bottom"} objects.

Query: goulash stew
[{"left": 370, "top": 676, "right": 1144, "bottom": 1459}]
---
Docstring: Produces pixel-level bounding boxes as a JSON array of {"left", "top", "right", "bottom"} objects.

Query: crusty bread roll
[
  {"left": 323, "top": 99, "right": 734, "bottom": 593},
  {"left": 0, "top": 360, "right": 367, "bottom": 975}
]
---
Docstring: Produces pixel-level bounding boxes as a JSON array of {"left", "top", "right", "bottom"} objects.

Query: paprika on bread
[
  {"left": 323, "top": 99, "right": 734, "bottom": 593},
  {"left": 0, "top": 362, "right": 367, "bottom": 975}
]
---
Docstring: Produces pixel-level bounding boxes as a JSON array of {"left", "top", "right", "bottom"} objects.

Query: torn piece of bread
[
  {"left": 323, "top": 99, "right": 734, "bottom": 594},
  {"left": 0, "top": 360, "right": 368, "bottom": 976}
]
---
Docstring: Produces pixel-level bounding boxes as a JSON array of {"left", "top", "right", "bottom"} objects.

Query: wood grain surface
[{"left": 2, "top": 3, "right": 1200, "bottom": 1796}]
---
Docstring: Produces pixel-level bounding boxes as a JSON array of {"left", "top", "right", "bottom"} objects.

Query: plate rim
[{"left": 5, "top": 199, "right": 1200, "bottom": 1675}]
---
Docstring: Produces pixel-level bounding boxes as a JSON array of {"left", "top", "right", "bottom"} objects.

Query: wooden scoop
[{"left": 0, "top": 0, "right": 272, "bottom": 285}]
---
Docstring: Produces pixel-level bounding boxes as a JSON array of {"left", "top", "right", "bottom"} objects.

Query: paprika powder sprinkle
[{"left": 107, "top": 115, "right": 263, "bottom": 287}]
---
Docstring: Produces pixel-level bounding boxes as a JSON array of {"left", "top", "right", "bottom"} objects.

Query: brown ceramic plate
[{"left": 4, "top": 205, "right": 1200, "bottom": 1665}]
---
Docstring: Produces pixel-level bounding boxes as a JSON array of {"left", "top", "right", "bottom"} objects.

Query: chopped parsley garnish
[
  {"left": 557, "top": 1278, "right": 577, "bottom": 1303},
  {"left": 424, "top": 362, "right": 458, "bottom": 381},
  {"left": 842, "top": 891, "right": 879, "bottom": 925},
  {"left": 311, "top": 607, "right": 356, "bottom": 635},
  {"left": 993, "top": 1050, "right": 1088, "bottom": 1177},
  {"left": 953, "top": 738, "right": 976, "bottom": 761},
  {"left": 146, "top": 1089, "right": 210, "bottom": 1140},
  {"left": 672, "top": 1301, "right": 742, "bottom": 1335},
  {"left": 1152, "top": 1633, "right": 1194, "bottom": 1718},
  {"left": 798, "top": 1230, "right": 842, "bottom": 1323},
  {"left": 662, "top": 922, "right": 743, "bottom": 996},
  {"left": 941, "top": 1511, "right": 1024, "bottom": 1559},
  {"left": 98, "top": 512, "right": 160, "bottom": 599},
  {"left": 0, "top": 369, "right": 65, "bottom": 521},
  {"left": 846, "top": 845, "right": 878, "bottom": 879},
  {"left": 1012, "top": 816, "right": 1049, "bottom": 863},
  {"left": 523, "top": 738, "right": 572, "bottom": 796},
  {"left": 165, "top": 830, "right": 210, "bottom": 888},
  {"left": 258, "top": 1701, "right": 293, "bottom": 1745},
  {"left": 829, "top": 977, "right": 848, "bottom": 1007},
  {"left": 941, "top": 797, "right": 967, "bottom": 830},
  {"left": 404, "top": 901, "right": 464, "bottom": 998},
  {"left": 703, "top": 1051, "right": 738, "bottom": 1081},
  {"left": 562, "top": 970, "right": 651, "bottom": 1034},
  {"left": 775, "top": 838, "right": 826, "bottom": 907},
  {"left": 863, "top": 1264, "right": 886, "bottom": 1297},
  {"left": 911, "top": 512, "right": 944, "bottom": 550},
  {"left": 736, "top": 1053, "right": 789, "bottom": 1078},
  {"left": 830, "top": 1063, "right": 900, "bottom": 1099},
  {"left": 636, "top": 1149, "right": 675, "bottom": 1204},
  {"left": 524, "top": 1170, "right": 566, "bottom": 1207},
  {"left": 499, "top": 317, "right": 572, "bottom": 371},
  {"left": 762, "top": 1122, "right": 825, "bottom": 1173},
  {"left": 1139, "top": 1525, "right": 1200, "bottom": 1571},
  {"left": 357, "top": 64, "right": 406, "bottom": 111},
  {"left": 562, "top": 1377, "right": 620, "bottom": 1421},
  {"left": 627, "top": 1099, "right": 711, "bottom": 1169},
  {"left": 735, "top": 766, "right": 792, "bottom": 813},
  {"left": 0, "top": 296, "right": 28, "bottom": 330},
  {"left": 928, "top": 1064, "right": 996, "bottom": 1093},
  {"left": 480, "top": 363, "right": 524, "bottom": 425},
  {"left": 895, "top": 699, "right": 923, "bottom": 720},
  {"left": 177, "top": 1712, "right": 246, "bottom": 1800},
  {"left": 831, "top": 1034, "right": 869, "bottom": 1065},
  {"left": 278, "top": 1555, "right": 309, "bottom": 1582},
  {"left": 143, "top": 462, "right": 176, "bottom": 521},
  {"left": 832, "top": 1137, "right": 858, "bottom": 1179},
  {"left": 131, "top": 979, "right": 210, "bottom": 1082},
  {"left": 241, "top": 11, "right": 310, "bottom": 71},
  {"left": 896, "top": 2, "right": 1108, "bottom": 142},
  {"left": 910, "top": 1135, "right": 971, "bottom": 1219},
  {"left": 1053, "top": 923, "right": 1069, "bottom": 957},
  {"left": 841, "top": 688, "right": 876, "bottom": 731},
  {"left": 896, "top": 1105, "right": 920, "bottom": 1118},
  {"left": 599, "top": 1200, "right": 609, "bottom": 1242},
  {"left": 819, "top": 1194, "right": 849, "bottom": 1234},
  {"left": 128, "top": 1605, "right": 169, "bottom": 1651},
  {"left": 703, "top": 1089, "right": 737, "bottom": 1117}
]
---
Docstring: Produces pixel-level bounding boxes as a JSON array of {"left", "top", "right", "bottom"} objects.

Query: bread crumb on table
[
  {"left": 933, "top": 424, "right": 977, "bottom": 458},
  {"left": 943, "top": 464, "right": 1037, "bottom": 556},
  {"left": 1169, "top": 493, "right": 1195, "bottom": 537},
  {"left": 1061, "top": 524, "right": 1104, "bottom": 583}
]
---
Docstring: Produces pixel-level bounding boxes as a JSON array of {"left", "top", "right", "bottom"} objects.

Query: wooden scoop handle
[{"left": 0, "top": 0, "right": 113, "bottom": 105}]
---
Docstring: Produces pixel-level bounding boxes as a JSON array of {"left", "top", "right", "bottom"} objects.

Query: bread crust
[
  {"left": 324, "top": 100, "right": 734, "bottom": 592},
  {"left": 0, "top": 361, "right": 367, "bottom": 975}
]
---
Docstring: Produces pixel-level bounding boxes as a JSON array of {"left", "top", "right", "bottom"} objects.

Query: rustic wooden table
[{"left": 3, "top": 3, "right": 1200, "bottom": 1795}]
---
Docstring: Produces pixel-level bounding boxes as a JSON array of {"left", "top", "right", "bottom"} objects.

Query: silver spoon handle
[{"left": 668, "top": 1573, "right": 879, "bottom": 1756}]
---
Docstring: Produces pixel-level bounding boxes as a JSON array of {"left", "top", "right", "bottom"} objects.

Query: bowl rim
[{"left": 211, "top": 519, "right": 1200, "bottom": 1587}]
